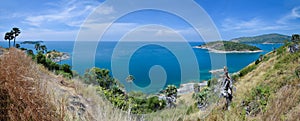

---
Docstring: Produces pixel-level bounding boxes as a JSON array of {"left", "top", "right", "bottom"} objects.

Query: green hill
[
  {"left": 231, "top": 33, "right": 291, "bottom": 43},
  {"left": 197, "top": 41, "right": 261, "bottom": 52},
  {"left": 203, "top": 41, "right": 300, "bottom": 121}
]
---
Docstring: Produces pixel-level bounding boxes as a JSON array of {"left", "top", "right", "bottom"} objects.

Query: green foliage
[
  {"left": 85, "top": 68, "right": 167, "bottom": 114},
  {"left": 245, "top": 84, "right": 271, "bottom": 114},
  {"left": 231, "top": 74, "right": 239, "bottom": 81},
  {"left": 11, "top": 27, "right": 21, "bottom": 47},
  {"left": 61, "top": 64, "right": 72, "bottom": 76},
  {"left": 4, "top": 27, "right": 21, "bottom": 47},
  {"left": 55, "top": 70, "right": 72, "bottom": 79},
  {"left": 255, "top": 59, "right": 260, "bottom": 65},
  {"left": 276, "top": 44, "right": 287, "bottom": 55},
  {"left": 96, "top": 86, "right": 166, "bottom": 114},
  {"left": 165, "top": 85, "right": 178, "bottom": 97},
  {"left": 193, "top": 87, "right": 210, "bottom": 104},
  {"left": 36, "top": 52, "right": 46, "bottom": 65},
  {"left": 15, "top": 44, "right": 20, "bottom": 48},
  {"left": 239, "top": 64, "right": 257, "bottom": 77},
  {"left": 4, "top": 32, "right": 14, "bottom": 48},
  {"left": 207, "top": 78, "right": 218, "bottom": 87},
  {"left": 83, "top": 69, "right": 98, "bottom": 84},
  {"left": 31, "top": 51, "right": 72, "bottom": 78},
  {"left": 26, "top": 50, "right": 35, "bottom": 59}
]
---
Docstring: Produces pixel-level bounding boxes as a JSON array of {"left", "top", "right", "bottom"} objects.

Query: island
[
  {"left": 230, "top": 33, "right": 291, "bottom": 44},
  {"left": 195, "top": 41, "right": 262, "bottom": 53},
  {"left": 20, "top": 41, "right": 43, "bottom": 44}
]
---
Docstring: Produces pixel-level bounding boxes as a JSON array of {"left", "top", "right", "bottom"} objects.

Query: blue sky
[{"left": 1, "top": 0, "right": 300, "bottom": 41}]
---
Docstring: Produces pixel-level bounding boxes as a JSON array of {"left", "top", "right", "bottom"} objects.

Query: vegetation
[
  {"left": 82, "top": 67, "right": 168, "bottom": 114},
  {"left": 199, "top": 41, "right": 261, "bottom": 51},
  {"left": 203, "top": 40, "right": 300, "bottom": 121},
  {"left": 4, "top": 32, "right": 13, "bottom": 48},
  {"left": 0, "top": 48, "right": 61, "bottom": 120},
  {"left": 231, "top": 33, "right": 291, "bottom": 43},
  {"left": 3, "top": 27, "right": 21, "bottom": 48}
]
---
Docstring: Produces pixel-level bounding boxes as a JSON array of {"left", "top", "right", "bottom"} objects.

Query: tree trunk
[
  {"left": 8, "top": 40, "right": 11, "bottom": 48},
  {"left": 13, "top": 37, "right": 16, "bottom": 47}
]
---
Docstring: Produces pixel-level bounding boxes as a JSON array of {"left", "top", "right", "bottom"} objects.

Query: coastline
[
  {"left": 194, "top": 46, "right": 263, "bottom": 53},
  {"left": 49, "top": 52, "right": 70, "bottom": 63}
]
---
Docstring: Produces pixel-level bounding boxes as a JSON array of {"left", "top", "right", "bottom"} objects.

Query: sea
[{"left": 0, "top": 41, "right": 282, "bottom": 93}]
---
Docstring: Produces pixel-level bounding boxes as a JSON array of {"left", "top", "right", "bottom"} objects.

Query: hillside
[
  {"left": 1, "top": 43, "right": 299, "bottom": 121},
  {"left": 196, "top": 41, "right": 261, "bottom": 53},
  {"left": 231, "top": 33, "right": 291, "bottom": 43},
  {"left": 0, "top": 48, "right": 134, "bottom": 121},
  {"left": 203, "top": 42, "right": 300, "bottom": 120}
]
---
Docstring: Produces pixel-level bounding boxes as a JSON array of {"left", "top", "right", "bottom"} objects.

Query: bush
[
  {"left": 207, "top": 78, "right": 218, "bottom": 87},
  {"left": 231, "top": 74, "right": 239, "bottom": 81},
  {"left": 56, "top": 70, "right": 72, "bottom": 79},
  {"left": 61, "top": 64, "right": 72, "bottom": 76},
  {"left": 239, "top": 64, "right": 257, "bottom": 77},
  {"left": 245, "top": 84, "right": 271, "bottom": 114}
]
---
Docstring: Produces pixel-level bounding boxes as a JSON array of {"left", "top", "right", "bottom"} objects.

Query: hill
[
  {"left": 0, "top": 48, "right": 133, "bottom": 121},
  {"left": 196, "top": 41, "right": 261, "bottom": 53},
  {"left": 202, "top": 42, "right": 300, "bottom": 120},
  {"left": 231, "top": 33, "right": 291, "bottom": 43}
]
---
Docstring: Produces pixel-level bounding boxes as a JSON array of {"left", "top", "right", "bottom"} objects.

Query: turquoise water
[{"left": 0, "top": 41, "right": 282, "bottom": 93}]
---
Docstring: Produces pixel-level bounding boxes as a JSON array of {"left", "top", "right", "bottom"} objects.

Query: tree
[
  {"left": 15, "top": 44, "right": 20, "bottom": 48},
  {"left": 86, "top": 67, "right": 116, "bottom": 89},
  {"left": 11, "top": 27, "right": 21, "bottom": 47},
  {"left": 292, "top": 34, "right": 300, "bottom": 43},
  {"left": 40, "top": 45, "right": 47, "bottom": 53},
  {"left": 164, "top": 85, "right": 178, "bottom": 108},
  {"left": 35, "top": 43, "right": 41, "bottom": 52},
  {"left": 61, "top": 64, "right": 72, "bottom": 76},
  {"left": 4, "top": 32, "right": 13, "bottom": 48},
  {"left": 165, "top": 85, "right": 177, "bottom": 97}
]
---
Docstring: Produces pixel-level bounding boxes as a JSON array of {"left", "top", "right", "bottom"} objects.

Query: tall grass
[{"left": 0, "top": 48, "right": 60, "bottom": 120}]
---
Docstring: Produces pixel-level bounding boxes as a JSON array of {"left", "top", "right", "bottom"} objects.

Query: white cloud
[
  {"left": 277, "top": 6, "right": 300, "bottom": 24},
  {"left": 222, "top": 17, "right": 288, "bottom": 33},
  {"left": 23, "top": 0, "right": 101, "bottom": 27}
]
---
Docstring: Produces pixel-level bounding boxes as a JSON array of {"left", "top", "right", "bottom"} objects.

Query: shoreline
[{"left": 194, "top": 46, "right": 263, "bottom": 53}]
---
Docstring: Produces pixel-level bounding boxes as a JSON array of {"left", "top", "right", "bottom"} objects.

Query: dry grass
[
  {"left": 264, "top": 85, "right": 300, "bottom": 121},
  {"left": 0, "top": 48, "right": 60, "bottom": 120}
]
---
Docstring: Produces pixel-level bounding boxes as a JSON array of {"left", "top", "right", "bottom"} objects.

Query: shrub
[
  {"left": 207, "top": 78, "right": 218, "bottom": 87},
  {"left": 239, "top": 64, "right": 257, "bottom": 77}
]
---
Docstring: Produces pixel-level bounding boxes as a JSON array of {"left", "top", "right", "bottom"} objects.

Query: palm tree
[
  {"left": 40, "top": 45, "right": 47, "bottom": 53},
  {"left": 11, "top": 27, "right": 21, "bottom": 47},
  {"left": 35, "top": 43, "right": 41, "bottom": 52},
  {"left": 4, "top": 32, "right": 13, "bottom": 48}
]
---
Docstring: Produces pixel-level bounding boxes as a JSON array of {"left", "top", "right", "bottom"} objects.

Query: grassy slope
[
  {"left": 0, "top": 48, "right": 134, "bottom": 121},
  {"left": 2, "top": 43, "right": 299, "bottom": 121},
  {"left": 204, "top": 43, "right": 300, "bottom": 120}
]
